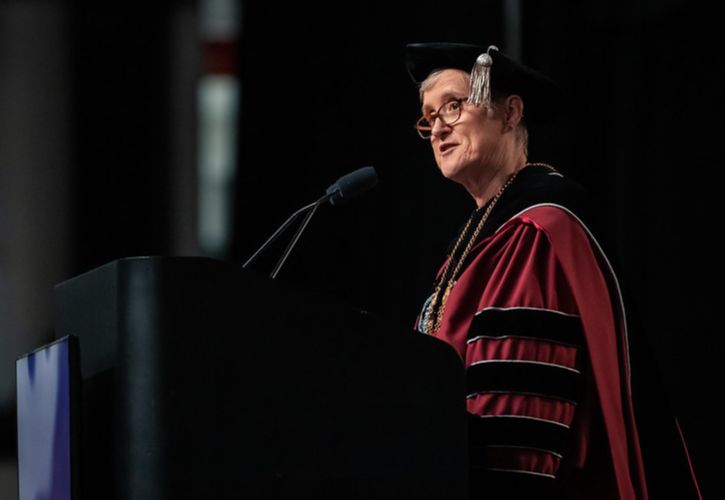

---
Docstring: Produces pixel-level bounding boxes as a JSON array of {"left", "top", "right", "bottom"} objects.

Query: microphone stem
[
  {"left": 242, "top": 191, "right": 334, "bottom": 270},
  {"left": 270, "top": 201, "right": 321, "bottom": 279},
  {"left": 242, "top": 200, "right": 316, "bottom": 269}
]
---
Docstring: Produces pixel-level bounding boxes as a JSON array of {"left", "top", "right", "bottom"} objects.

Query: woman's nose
[{"left": 430, "top": 116, "right": 451, "bottom": 140}]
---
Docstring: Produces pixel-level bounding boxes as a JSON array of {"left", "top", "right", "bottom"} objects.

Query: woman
[{"left": 406, "top": 42, "right": 648, "bottom": 499}]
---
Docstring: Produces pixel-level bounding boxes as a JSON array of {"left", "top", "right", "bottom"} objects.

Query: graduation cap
[{"left": 405, "top": 42, "right": 561, "bottom": 122}]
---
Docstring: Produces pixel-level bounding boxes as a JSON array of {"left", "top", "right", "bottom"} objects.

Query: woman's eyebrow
[{"left": 422, "top": 90, "right": 466, "bottom": 113}]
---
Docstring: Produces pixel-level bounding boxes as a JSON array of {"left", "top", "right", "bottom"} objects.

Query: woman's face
[{"left": 421, "top": 69, "right": 506, "bottom": 185}]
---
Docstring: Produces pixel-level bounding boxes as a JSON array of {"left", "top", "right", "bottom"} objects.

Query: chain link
[{"left": 424, "top": 162, "right": 556, "bottom": 334}]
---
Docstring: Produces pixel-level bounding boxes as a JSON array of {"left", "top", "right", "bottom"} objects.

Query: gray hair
[{"left": 418, "top": 70, "right": 529, "bottom": 157}]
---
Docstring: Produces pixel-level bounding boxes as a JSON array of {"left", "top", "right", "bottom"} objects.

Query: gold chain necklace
[{"left": 423, "top": 162, "right": 555, "bottom": 334}]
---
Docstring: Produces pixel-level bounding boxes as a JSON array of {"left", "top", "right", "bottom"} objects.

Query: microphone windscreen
[{"left": 326, "top": 166, "right": 378, "bottom": 205}]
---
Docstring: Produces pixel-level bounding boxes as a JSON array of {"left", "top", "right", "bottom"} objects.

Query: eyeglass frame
[{"left": 414, "top": 97, "right": 469, "bottom": 139}]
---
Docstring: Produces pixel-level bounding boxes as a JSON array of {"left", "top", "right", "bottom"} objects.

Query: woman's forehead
[
  {"left": 422, "top": 70, "right": 469, "bottom": 107},
  {"left": 427, "top": 69, "right": 468, "bottom": 90}
]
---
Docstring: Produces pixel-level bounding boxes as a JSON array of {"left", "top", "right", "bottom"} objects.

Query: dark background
[{"left": 1, "top": 0, "right": 720, "bottom": 497}]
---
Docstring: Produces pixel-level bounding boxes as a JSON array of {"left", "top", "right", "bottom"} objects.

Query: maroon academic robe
[{"left": 417, "top": 180, "right": 649, "bottom": 499}]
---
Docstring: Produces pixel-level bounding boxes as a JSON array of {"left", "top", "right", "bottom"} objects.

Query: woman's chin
[{"left": 438, "top": 161, "right": 465, "bottom": 182}]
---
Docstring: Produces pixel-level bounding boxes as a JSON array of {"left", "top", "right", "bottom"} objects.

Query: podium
[{"left": 53, "top": 257, "right": 467, "bottom": 499}]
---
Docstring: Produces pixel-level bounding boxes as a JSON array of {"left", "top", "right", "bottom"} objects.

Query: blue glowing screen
[{"left": 16, "top": 336, "right": 76, "bottom": 500}]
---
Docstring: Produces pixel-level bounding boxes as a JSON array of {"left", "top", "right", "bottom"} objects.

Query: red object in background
[{"left": 203, "top": 39, "right": 238, "bottom": 75}]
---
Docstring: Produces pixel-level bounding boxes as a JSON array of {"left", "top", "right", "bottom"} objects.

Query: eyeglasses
[{"left": 415, "top": 97, "right": 468, "bottom": 139}]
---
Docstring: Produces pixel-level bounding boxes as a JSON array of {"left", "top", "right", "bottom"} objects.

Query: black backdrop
[{"left": 67, "top": 0, "right": 720, "bottom": 496}]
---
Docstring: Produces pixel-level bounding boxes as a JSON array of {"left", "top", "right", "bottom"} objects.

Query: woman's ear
[{"left": 504, "top": 94, "right": 525, "bottom": 129}]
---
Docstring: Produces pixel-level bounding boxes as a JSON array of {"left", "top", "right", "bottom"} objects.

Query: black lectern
[{"left": 54, "top": 257, "right": 467, "bottom": 499}]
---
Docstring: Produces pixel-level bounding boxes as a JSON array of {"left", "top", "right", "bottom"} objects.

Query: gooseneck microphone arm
[
  {"left": 241, "top": 192, "right": 332, "bottom": 270},
  {"left": 269, "top": 198, "right": 323, "bottom": 279},
  {"left": 242, "top": 166, "right": 377, "bottom": 279}
]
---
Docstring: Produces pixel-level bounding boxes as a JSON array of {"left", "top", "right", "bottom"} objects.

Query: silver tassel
[{"left": 468, "top": 45, "right": 498, "bottom": 107}]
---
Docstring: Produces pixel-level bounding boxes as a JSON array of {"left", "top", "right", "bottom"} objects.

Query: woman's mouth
[{"left": 439, "top": 143, "right": 458, "bottom": 155}]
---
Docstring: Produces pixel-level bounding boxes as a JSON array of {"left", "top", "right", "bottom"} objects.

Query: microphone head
[{"left": 325, "top": 166, "right": 378, "bottom": 205}]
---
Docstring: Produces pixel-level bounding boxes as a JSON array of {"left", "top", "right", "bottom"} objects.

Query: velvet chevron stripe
[
  {"left": 467, "top": 307, "right": 582, "bottom": 347},
  {"left": 468, "top": 413, "right": 571, "bottom": 458},
  {"left": 466, "top": 359, "right": 581, "bottom": 403}
]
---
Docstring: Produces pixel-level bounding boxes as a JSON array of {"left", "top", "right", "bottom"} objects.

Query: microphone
[
  {"left": 242, "top": 166, "right": 377, "bottom": 278},
  {"left": 325, "top": 166, "right": 378, "bottom": 205}
]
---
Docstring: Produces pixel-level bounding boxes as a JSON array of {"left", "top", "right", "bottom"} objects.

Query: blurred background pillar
[
  {"left": 197, "top": 0, "right": 240, "bottom": 259},
  {"left": 171, "top": 1, "right": 203, "bottom": 257},
  {"left": 0, "top": 0, "right": 72, "bottom": 497}
]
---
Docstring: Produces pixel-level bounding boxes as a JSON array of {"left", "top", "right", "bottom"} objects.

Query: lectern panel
[{"left": 54, "top": 257, "right": 467, "bottom": 499}]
